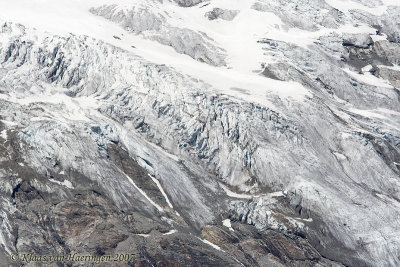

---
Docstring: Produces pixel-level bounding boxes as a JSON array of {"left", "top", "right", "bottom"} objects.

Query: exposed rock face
[
  {"left": 90, "top": 5, "right": 165, "bottom": 33},
  {"left": 205, "top": 8, "right": 239, "bottom": 21},
  {"left": 252, "top": 0, "right": 345, "bottom": 31},
  {"left": 90, "top": 4, "right": 227, "bottom": 66},
  {"left": 149, "top": 27, "right": 226, "bottom": 66},
  {"left": 201, "top": 224, "right": 343, "bottom": 267},
  {"left": 350, "top": 6, "right": 400, "bottom": 43},
  {"left": 0, "top": 0, "right": 400, "bottom": 266},
  {"left": 173, "top": 0, "right": 204, "bottom": 7},
  {"left": 376, "top": 66, "right": 400, "bottom": 88},
  {"left": 339, "top": 34, "right": 400, "bottom": 88}
]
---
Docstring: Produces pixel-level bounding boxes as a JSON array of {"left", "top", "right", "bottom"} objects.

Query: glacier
[{"left": 0, "top": 0, "right": 399, "bottom": 266}]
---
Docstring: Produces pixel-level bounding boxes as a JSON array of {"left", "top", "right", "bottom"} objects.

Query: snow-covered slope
[{"left": 0, "top": 0, "right": 400, "bottom": 266}]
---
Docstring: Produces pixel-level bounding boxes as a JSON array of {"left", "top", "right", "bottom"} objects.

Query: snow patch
[
  {"left": 148, "top": 174, "right": 174, "bottom": 209},
  {"left": 198, "top": 238, "right": 222, "bottom": 251},
  {"left": 219, "top": 183, "right": 286, "bottom": 199},
  {"left": 219, "top": 183, "right": 252, "bottom": 199},
  {"left": 49, "top": 179, "right": 74, "bottom": 189},
  {"left": 296, "top": 217, "right": 313, "bottom": 222},
  {"left": 222, "top": 219, "right": 234, "bottom": 231},
  {"left": 124, "top": 173, "right": 164, "bottom": 212},
  {"left": 136, "top": 233, "right": 150, "bottom": 237},
  {"left": 333, "top": 152, "right": 347, "bottom": 161},
  {"left": 268, "top": 191, "right": 286, "bottom": 197},
  {"left": 0, "top": 130, "right": 7, "bottom": 141},
  {"left": 163, "top": 229, "right": 177, "bottom": 235},
  {"left": 341, "top": 132, "right": 353, "bottom": 139},
  {"left": 0, "top": 120, "right": 17, "bottom": 127},
  {"left": 343, "top": 68, "right": 393, "bottom": 88},
  {"left": 361, "top": 64, "right": 373, "bottom": 73},
  {"left": 371, "top": 34, "right": 388, "bottom": 42}
]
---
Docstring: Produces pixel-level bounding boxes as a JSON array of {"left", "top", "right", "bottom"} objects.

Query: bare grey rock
[
  {"left": 90, "top": 4, "right": 227, "bottom": 66},
  {"left": 376, "top": 66, "right": 400, "bottom": 88},
  {"left": 205, "top": 8, "right": 239, "bottom": 21},
  {"left": 350, "top": 6, "right": 400, "bottom": 43},
  {"left": 252, "top": 0, "right": 345, "bottom": 31},
  {"left": 173, "top": 0, "right": 204, "bottom": 7},
  {"left": 90, "top": 5, "right": 165, "bottom": 33}
]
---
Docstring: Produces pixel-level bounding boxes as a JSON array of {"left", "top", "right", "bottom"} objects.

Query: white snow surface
[
  {"left": 1, "top": 0, "right": 400, "bottom": 266},
  {"left": 0, "top": 0, "right": 312, "bottom": 107},
  {"left": 162, "top": 229, "right": 177, "bottom": 235},
  {"left": 0, "top": 130, "right": 6, "bottom": 141},
  {"left": 198, "top": 238, "right": 222, "bottom": 251},
  {"left": 49, "top": 178, "right": 74, "bottom": 189},
  {"left": 222, "top": 219, "right": 234, "bottom": 231}
]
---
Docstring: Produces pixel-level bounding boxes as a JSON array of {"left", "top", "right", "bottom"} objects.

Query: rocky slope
[{"left": 0, "top": 0, "right": 399, "bottom": 266}]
